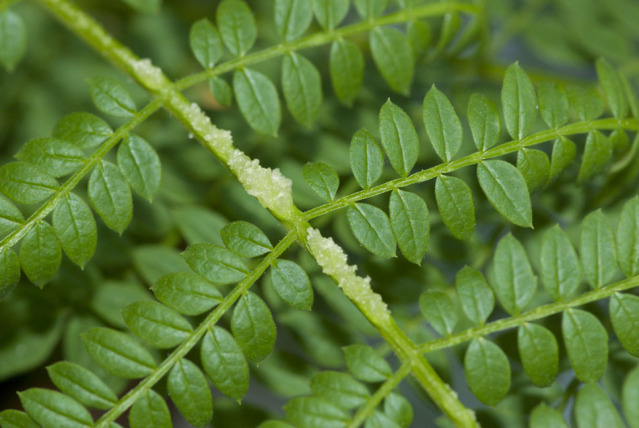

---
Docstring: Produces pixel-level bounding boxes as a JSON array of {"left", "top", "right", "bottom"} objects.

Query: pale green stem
[
  {"left": 418, "top": 274, "right": 639, "bottom": 354},
  {"left": 94, "top": 232, "right": 296, "bottom": 427},
  {"left": 303, "top": 118, "right": 639, "bottom": 220}
]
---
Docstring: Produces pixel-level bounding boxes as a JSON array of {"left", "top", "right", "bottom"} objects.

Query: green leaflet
[
  {"left": 502, "top": 62, "right": 537, "bottom": 140},
  {"left": 389, "top": 190, "right": 429, "bottom": 265},
  {"left": 596, "top": 58, "right": 628, "bottom": 119},
  {"left": 275, "top": 0, "right": 313, "bottom": 42},
  {"left": 516, "top": 148, "right": 549, "bottom": 193},
  {"left": 123, "top": 301, "right": 193, "bottom": 348},
  {"left": 182, "top": 243, "right": 248, "bottom": 285},
  {"left": 517, "top": 323, "right": 558, "bottom": 387},
  {"left": 221, "top": 220, "right": 272, "bottom": 258},
  {"left": 610, "top": 293, "right": 639, "bottom": 356},
  {"left": 467, "top": 93, "right": 500, "bottom": 152},
  {"left": 312, "top": 0, "right": 349, "bottom": 30},
  {"left": 610, "top": 128, "right": 630, "bottom": 155},
  {"left": 329, "top": 39, "right": 364, "bottom": 107},
  {"left": 303, "top": 162, "right": 339, "bottom": 201},
  {"left": 310, "top": 371, "right": 370, "bottom": 410},
  {"left": 0, "top": 194, "right": 23, "bottom": 237},
  {"left": 0, "top": 409, "right": 39, "bottom": 428},
  {"left": 172, "top": 205, "right": 226, "bottom": 246},
  {"left": 233, "top": 68, "right": 281, "bottom": 135},
  {"left": 152, "top": 272, "right": 222, "bottom": 316},
  {"left": 0, "top": 248, "right": 20, "bottom": 298},
  {"left": 201, "top": 326, "right": 249, "bottom": 401},
  {"left": 423, "top": 86, "right": 462, "bottom": 162},
  {"left": 354, "top": 0, "right": 387, "bottom": 19},
  {"left": 384, "top": 393, "right": 413, "bottom": 428},
  {"left": 0, "top": 10, "right": 27, "bottom": 71},
  {"left": 0, "top": 162, "right": 58, "bottom": 205},
  {"left": 455, "top": 266, "right": 494, "bottom": 326},
  {"left": 15, "top": 138, "right": 85, "bottom": 177},
  {"left": 117, "top": 134, "right": 162, "bottom": 201},
  {"left": 284, "top": 396, "right": 350, "bottom": 428},
  {"left": 18, "top": 388, "right": 92, "bottom": 428},
  {"left": 208, "top": 76, "right": 233, "bottom": 106},
  {"left": 82, "top": 327, "right": 156, "bottom": 379},
  {"left": 378, "top": 99, "right": 419, "bottom": 177},
  {"left": 492, "top": 234, "right": 538, "bottom": 315},
  {"left": 366, "top": 411, "right": 401, "bottom": 428},
  {"left": 189, "top": 18, "right": 223, "bottom": 69},
  {"left": 617, "top": 197, "right": 639, "bottom": 277},
  {"left": 350, "top": 128, "right": 384, "bottom": 189},
  {"left": 567, "top": 84, "right": 604, "bottom": 121},
  {"left": 434, "top": 175, "right": 475, "bottom": 240},
  {"left": 346, "top": 203, "right": 396, "bottom": 258},
  {"left": 477, "top": 160, "right": 533, "bottom": 228},
  {"left": 549, "top": 137, "right": 576, "bottom": 179},
  {"left": 52, "top": 192, "right": 97, "bottom": 268},
  {"left": 574, "top": 383, "right": 625, "bottom": 428},
  {"left": 282, "top": 53, "right": 322, "bottom": 127},
  {"left": 216, "top": 0, "right": 256, "bottom": 56},
  {"left": 562, "top": 309, "right": 608, "bottom": 382},
  {"left": 578, "top": 131, "right": 613, "bottom": 183},
  {"left": 537, "top": 81, "right": 570, "bottom": 129},
  {"left": 407, "top": 19, "right": 431, "bottom": 60},
  {"left": 133, "top": 245, "right": 190, "bottom": 285},
  {"left": 46, "top": 361, "right": 117, "bottom": 410},
  {"left": 168, "top": 359, "right": 213, "bottom": 428},
  {"left": 623, "top": 367, "right": 639, "bottom": 428},
  {"left": 88, "top": 160, "right": 133, "bottom": 234},
  {"left": 540, "top": 225, "right": 581, "bottom": 300},
  {"left": 580, "top": 210, "right": 617, "bottom": 289},
  {"left": 270, "top": 260, "right": 313, "bottom": 311},
  {"left": 529, "top": 403, "right": 568, "bottom": 428},
  {"left": 419, "top": 291, "right": 456, "bottom": 336},
  {"left": 87, "top": 76, "right": 137, "bottom": 118},
  {"left": 20, "top": 220, "right": 61, "bottom": 288},
  {"left": 90, "top": 281, "right": 152, "bottom": 329},
  {"left": 370, "top": 27, "right": 414, "bottom": 95},
  {"left": 343, "top": 344, "right": 392, "bottom": 382},
  {"left": 129, "top": 390, "right": 171, "bottom": 428},
  {"left": 121, "top": 0, "right": 161, "bottom": 13},
  {"left": 464, "top": 338, "right": 510, "bottom": 406},
  {"left": 231, "top": 291, "right": 276, "bottom": 362},
  {"left": 258, "top": 422, "right": 295, "bottom": 428},
  {"left": 52, "top": 112, "right": 113, "bottom": 150}
]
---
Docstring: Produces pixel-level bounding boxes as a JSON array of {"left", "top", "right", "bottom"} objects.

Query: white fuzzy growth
[
  {"left": 183, "top": 102, "right": 234, "bottom": 158},
  {"left": 228, "top": 149, "right": 295, "bottom": 218},
  {"left": 306, "top": 228, "right": 390, "bottom": 324},
  {"left": 131, "top": 58, "right": 166, "bottom": 91}
]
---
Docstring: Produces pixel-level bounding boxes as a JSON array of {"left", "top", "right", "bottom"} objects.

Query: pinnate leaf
[
  {"left": 617, "top": 197, "right": 639, "bottom": 277},
  {"left": 343, "top": 344, "right": 392, "bottom": 382},
  {"left": 231, "top": 291, "right": 276, "bottom": 362},
  {"left": 492, "top": 234, "right": 537, "bottom": 315},
  {"left": 270, "top": 260, "right": 313, "bottom": 311},
  {"left": 580, "top": 210, "right": 617, "bottom": 289},
  {"left": 370, "top": 27, "right": 414, "bottom": 95},
  {"left": 464, "top": 339, "right": 510, "bottom": 406},
  {"left": 379, "top": 99, "right": 418, "bottom": 177},
  {"left": 537, "top": 81, "right": 570, "bottom": 129},
  {"left": 517, "top": 323, "right": 558, "bottom": 387},
  {"left": 350, "top": 128, "right": 384, "bottom": 189},
  {"left": 0, "top": 162, "right": 58, "bottom": 205},
  {"left": 152, "top": 272, "right": 222, "bottom": 316},
  {"left": 117, "top": 134, "right": 161, "bottom": 201},
  {"left": 46, "top": 361, "right": 117, "bottom": 410},
  {"left": 574, "top": 383, "right": 625, "bottom": 428},
  {"left": 20, "top": 221, "right": 61, "bottom": 288},
  {"left": 467, "top": 93, "right": 500, "bottom": 152},
  {"left": 88, "top": 77, "right": 136, "bottom": 118},
  {"left": 303, "top": 162, "right": 339, "bottom": 202},
  {"left": 275, "top": 0, "right": 313, "bottom": 42},
  {"left": 389, "top": 190, "right": 429, "bottom": 265},
  {"left": 456, "top": 266, "right": 494, "bottom": 326},
  {"left": 0, "top": 10, "right": 27, "bottom": 71},
  {"left": 284, "top": 396, "right": 350, "bottom": 428},
  {"left": 216, "top": 0, "right": 256, "bottom": 56},
  {"left": 477, "top": 160, "right": 533, "bottom": 228},
  {"left": 201, "top": 326, "right": 249, "bottom": 401},
  {"left": 53, "top": 112, "right": 113, "bottom": 150},
  {"left": 189, "top": 18, "right": 223, "bottom": 69},
  {"left": 16, "top": 138, "right": 85, "bottom": 177},
  {"left": 434, "top": 175, "right": 475, "bottom": 240},
  {"left": 221, "top": 220, "right": 272, "bottom": 258},
  {"left": 19, "top": 388, "right": 92, "bottom": 428},
  {"left": 419, "top": 291, "right": 456, "bottom": 336},
  {"left": 233, "top": 68, "right": 281, "bottom": 135},
  {"left": 423, "top": 86, "right": 462, "bottom": 162},
  {"left": 88, "top": 160, "right": 132, "bottom": 234},
  {"left": 540, "top": 225, "right": 581, "bottom": 300},
  {"left": 346, "top": 203, "right": 396, "bottom": 258},
  {"left": 52, "top": 193, "right": 97, "bottom": 268},
  {"left": 329, "top": 40, "right": 364, "bottom": 107},
  {"left": 123, "top": 301, "right": 193, "bottom": 348},
  {"left": 282, "top": 53, "right": 322, "bottom": 127},
  {"left": 312, "top": 0, "right": 349, "bottom": 30},
  {"left": 129, "top": 390, "right": 171, "bottom": 428},
  {"left": 310, "top": 371, "right": 370, "bottom": 410},
  {"left": 183, "top": 243, "right": 248, "bottom": 285},
  {"left": 562, "top": 309, "right": 608, "bottom": 382},
  {"left": 610, "top": 293, "right": 639, "bottom": 356},
  {"left": 168, "top": 359, "right": 213, "bottom": 428},
  {"left": 502, "top": 62, "right": 537, "bottom": 140},
  {"left": 82, "top": 327, "right": 156, "bottom": 379}
]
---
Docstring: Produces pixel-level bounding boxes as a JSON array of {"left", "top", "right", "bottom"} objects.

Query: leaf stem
[
  {"left": 303, "top": 118, "right": 639, "bottom": 220},
  {"left": 418, "top": 274, "right": 639, "bottom": 354}
]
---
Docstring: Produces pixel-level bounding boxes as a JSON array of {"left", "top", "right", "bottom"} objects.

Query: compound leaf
[
  {"left": 189, "top": 18, "right": 223, "bottom": 69},
  {"left": 52, "top": 192, "right": 97, "bottom": 268},
  {"left": 270, "top": 260, "right": 313, "bottom": 311},
  {"left": 434, "top": 175, "right": 475, "bottom": 240},
  {"left": 502, "top": 62, "right": 537, "bottom": 140},
  {"left": 216, "top": 0, "right": 256, "bottom": 56},
  {"left": 0, "top": 162, "right": 58, "bottom": 205},
  {"left": 350, "top": 128, "right": 384, "bottom": 189},
  {"left": 231, "top": 291, "right": 276, "bottom": 363},
  {"left": 122, "top": 301, "right": 193, "bottom": 349},
  {"left": 129, "top": 390, "right": 171, "bottom": 428},
  {"left": 152, "top": 272, "right": 222, "bottom": 316},
  {"left": 580, "top": 210, "right": 617, "bottom": 289},
  {"left": 456, "top": 266, "right": 494, "bottom": 326},
  {"left": 234, "top": 68, "right": 281, "bottom": 135},
  {"left": 492, "top": 234, "right": 537, "bottom": 315},
  {"left": 467, "top": 93, "right": 500, "bottom": 152},
  {"left": 370, "top": 27, "right": 413, "bottom": 95},
  {"left": 464, "top": 339, "right": 510, "bottom": 406},
  {"left": 423, "top": 86, "right": 462, "bottom": 162},
  {"left": 87, "top": 77, "right": 136, "bottom": 118},
  {"left": 19, "top": 388, "right": 92, "bottom": 428},
  {"left": 20, "top": 220, "right": 61, "bottom": 288},
  {"left": 117, "top": 134, "right": 161, "bottom": 201},
  {"left": 201, "top": 326, "right": 249, "bottom": 401},
  {"left": 88, "top": 160, "right": 132, "bottom": 234},
  {"left": 346, "top": 203, "right": 396, "bottom": 258},
  {"left": 329, "top": 39, "right": 364, "bottom": 106},
  {"left": 379, "top": 99, "right": 418, "bottom": 177},
  {"left": 46, "top": 362, "right": 117, "bottom": 410},
  {"left": 562, "top": 309, "right": 608, "bottom": 382},
  {"left": 477, "top": 160, "right": 532, "bottom": 228},
  {"left": 282, "top": 53, "right": 322, "bottom": 127},
  {"left": 517, "top": 323, "right": 559, "bottom": 387},
  {"left": 168, "top": 359, "right": 213, "bottom": 428},
  {"left": 540, "top": 225, "right": 581, "bottom": 300},
  {"left": 182, "top": 243, "right": 248, "bottom": 285},
  {"left": 303, "top": 162, "right": 339, "bottom": 202}
]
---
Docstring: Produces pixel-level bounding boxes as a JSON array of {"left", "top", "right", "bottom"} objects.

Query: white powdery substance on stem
[
  {"left": 131, "top": 58, "right": 166, "bottom": 91},
  {"left": 228, "top": 149, "right": 295, "bottom": 218},
  {"left": 306, "top": 228, "right": 391, "bottom": 325},
  {"left": 182, "top": 101, "right": 234, "bottom": 158}
]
